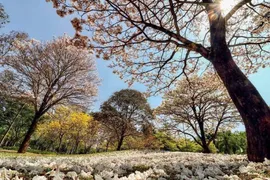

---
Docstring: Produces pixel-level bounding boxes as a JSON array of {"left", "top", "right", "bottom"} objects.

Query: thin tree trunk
[
  {"left": 116, "top": 136, "right": 124, "bottom": 151},
  {"left": 57, "top": 135, "right": 63, "bottom": 153},
  {"left": 207, "top": 9, "right": 270, "bottom": 162},
  {"left": 17, "top": 113, "right": 40, "bottom": 153},
  {"left": 0, "top": 104, "right": 25, "bottom": 147},
  {"left": 198, "top": 122, "right": 211, "bottom": 153},
  {"left": 73, "top": 140, "right": 80, "bottom": 154},
  {"left": 105, "top": 138, "right": 111, "bottom": 152}
]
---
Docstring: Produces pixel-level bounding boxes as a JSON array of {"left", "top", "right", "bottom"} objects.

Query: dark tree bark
[
  {"left": 116, "top": 135, "right": 124, "bottom": 151},
  {"left": 57, "top": 134, "right": 65, "bottom": 153},
  {"left": 17, "top": 113, "right": 41, "bottom": 153},
  {"left": 202, "top": 143, "right": 211, "bottom": 153},
  {"left": 105, "top": 137, "right": 112, "bottom": 152},
  {"left": 198, "top": 122, "right": 211, "bottom": 153},
  {"left": 207, "top": 7, "right": 270, "bottom": 162},
  {"left": 73, "top": 140, "right": 80, "bottom": 154}
]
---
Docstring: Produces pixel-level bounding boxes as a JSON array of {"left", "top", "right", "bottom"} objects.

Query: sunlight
[{"left": 219, "top": 0, "right": 235, "bottom": 15}]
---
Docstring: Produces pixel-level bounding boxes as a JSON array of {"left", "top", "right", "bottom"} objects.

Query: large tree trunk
[
  {"left": 213, "top": 56, "right": 270, "bottom": 162},
  {"left": 17, "top": 113, "right": 40, "bottom": 153},
  {"left": 208, "top": 9, "right": 270, "bottom": 162},
  {"left": 202, "top": 144, "right": 211, "bottom": 153}
]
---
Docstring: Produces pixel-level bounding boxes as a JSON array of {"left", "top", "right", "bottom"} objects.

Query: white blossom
[{"left": 0, "top": 151, "right": 269, "bottom": 179}]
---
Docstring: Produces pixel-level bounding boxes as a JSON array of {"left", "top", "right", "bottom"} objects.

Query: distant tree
[
  {"left": 154, "top": 131, "right": 179, "bottom": 151},
  {"left": 215, "top": 131, "right": 247, "bottom": 154},
  {"left": 0, "top": 98, "right": 34, "bottom": 147},
  {"left": 81, "top": 116, "right": 100, "bottom": 153},
  {"left": 155, "top": 74, "right": 240, "bottom": 153},
  {"left": 48, "top": 0, "right": 270, "bottom": 162},
  {"left": 1, "top": 36, "right": 99, "bottom": 153},
  {"left": 0, "top": 32, "right": 28, "bottom": 60},
  {"left": 37, "top": 107, "right": 71, "bottom": 152},
  {"left": 67, "top": 111, "right": 93, "bottom": 153},
  {"left": 0, "top": 69, "right": 34, "bottom": 147},
  {"left": 37, "top": 106, "right": 100, "bottom": 154},
  {"left": 0, "top": 3, "right": 9, "bottom": 28},
  {"left": 94, "top": 89, "right": 153, "bottom": 151}
]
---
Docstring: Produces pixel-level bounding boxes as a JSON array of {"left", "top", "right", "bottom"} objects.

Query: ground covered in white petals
[{"left": 0, "top": 151, "right": 270, "bottom": 180}]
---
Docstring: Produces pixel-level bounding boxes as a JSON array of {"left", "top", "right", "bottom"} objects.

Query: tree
[
  {"left": 38, "top": 106, "right": 71, "bottom": 152},
  {"left": 94, "top": 89, "right": 153, "bottom": 150},
  {"left": 47, "top": 0, "right": 270, "bottom": 161},
  {"left": 0, "top": 70, "right": 34, "bottom": 147},
  {"left": 1, "top": 36, "right": 99, "bottom": 153},
  {"left": 67, "top": 111, "right": 93, "bottom": 153},
  {"left": 215, "top": 131, "right": 247, "bottom": 154},
  {"left": 0, "top": 4, "right": 28, "bottom": 61},
  {"left": 0, "top": 3, "right": 9, "bottom": 28},
  {"left": 0, "top": 98, "right": 34, "bottom": 147},
  {"left": 81, "top": 116, "right": 100, "bottom": 153},
  {"left": 0, "top": 32, "right": 28, "bottom": 61},
  {"left": 155, "top": 74, "right": 240, "bottom": 153},
  {"left": 37, "top": 106, "right": 100, "bottom": 154}
]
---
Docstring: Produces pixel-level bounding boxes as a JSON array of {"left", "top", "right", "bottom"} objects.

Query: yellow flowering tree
[{"left": 37, "top": 106, "right": 100, "bottom": 153}]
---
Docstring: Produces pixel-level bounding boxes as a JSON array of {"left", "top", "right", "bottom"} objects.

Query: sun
[{"left": 219, "top": 0, "right": 235, "bottom": 15}]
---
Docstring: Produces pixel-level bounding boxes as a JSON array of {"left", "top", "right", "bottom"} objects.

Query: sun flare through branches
[{"left": 219, "top": 0, "right": 236, "bottom": 15}]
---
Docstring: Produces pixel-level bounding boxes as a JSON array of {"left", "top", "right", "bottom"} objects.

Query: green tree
[
  {"left": 154, "top": 131, "right": 179, "bottom": 151},
  {"left": 215, "top": 131, "right": 247, "bottom": 154},
  {"left": 94, "top": 89, "right": 153, "bottom": 151},
  {"left": 0, "top": 99, "right": 34, "bottom": 147}
]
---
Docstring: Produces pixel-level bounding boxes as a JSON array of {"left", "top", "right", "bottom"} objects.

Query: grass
[
  {"left": 0, "top": 148, "right": 42, "bottom": 157},
  {"left": 0, "top": 148, "right": 137, "bottom": 158}
]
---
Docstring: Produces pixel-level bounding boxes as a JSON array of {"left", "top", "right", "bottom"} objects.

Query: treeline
[{"left": 0, "top": 88, "right": 246, "bottom": 154}]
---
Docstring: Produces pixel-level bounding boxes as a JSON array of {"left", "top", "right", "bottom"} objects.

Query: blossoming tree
[
  {"left": 155, "top": 74, "right": 240, "bottom": 153},
  {"left": 37, "top": 106, "right": 100, "bottom": 153},
  {"left": 47, "top": 0, "right": 270, "bottom": 161},
  {"left": 1, "top": 36, "right": 99, "bottom": 153}
]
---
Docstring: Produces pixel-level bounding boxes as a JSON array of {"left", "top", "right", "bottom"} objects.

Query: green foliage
[
  {"left": 215, "top": 131, "right": 247, "bottom": 154},
  {"left": 154, "top": 132, "right": 218, "bottom": 153},
  {"left": 0, "top": 99, "right": 34, "bottom": 147},
  {"left": 177, "top": 138, "right": 203, "bottom": 152},
  {"left": 154, "top": 132, "right": 179, "bottom": 151},
  {"left": 94, "top": 89, "right": 154, "bottom": 151}
]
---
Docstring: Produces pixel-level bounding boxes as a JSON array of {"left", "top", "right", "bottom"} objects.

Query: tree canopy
[
  {"left": 1, "top": 35, "right": 99, "bottom": 153},
  {"left": 155, "top": 74, "right": 240, "bottom": 153},
  {"left": 94, "top": 89, "right": 153, "bottom": 150},
  {"left": 47, "top": 0, "right": 269, "bottom": 91}
]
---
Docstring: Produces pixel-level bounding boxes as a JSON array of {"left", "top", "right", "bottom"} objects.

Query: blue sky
[
  {"left": 0, "top": 0, "right": 163, "bottom": 111},
  {"left": 1, "top": 0, "right": 270, "bottom": 120}
]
